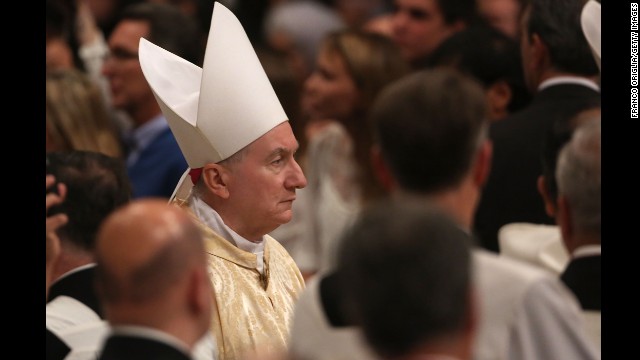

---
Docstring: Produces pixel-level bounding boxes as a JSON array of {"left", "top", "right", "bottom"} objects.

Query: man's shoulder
[
  {"left": 46, "top": 296, "right": 109, "bottom": 356},
  {"left": 47, "top": 296, "right": 102, "bottom": 328},
  {"left": 491, "top": 81, "right": 600, "bottom": 140},
  {"left": 473, "top": 249, "right": 561, "bottom": 291}
]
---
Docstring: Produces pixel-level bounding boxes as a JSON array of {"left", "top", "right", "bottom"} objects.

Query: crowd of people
[{"left": 46, "top": 0, "right": 601, "bottom": 359}]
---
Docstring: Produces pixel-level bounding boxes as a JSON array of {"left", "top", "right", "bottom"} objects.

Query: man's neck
[
  {"left": 51, "top": 252, "right": 94, "bottom": 284},
  {"left": 394, "top": 184, "right": 477, "bottom": 232},
  {"left": 192, "top": 193, "right": 265, "bottom": 244},
  {"left": 566, "top": 233, "right": 601, "bottom": 255}
]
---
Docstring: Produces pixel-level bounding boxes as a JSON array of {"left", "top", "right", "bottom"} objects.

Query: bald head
[
  {"left": 95, "top": 199, "right": 206, "bottom": 304},
  {"left": 95, "top": 199, "right": 212, "bottom": 347}
]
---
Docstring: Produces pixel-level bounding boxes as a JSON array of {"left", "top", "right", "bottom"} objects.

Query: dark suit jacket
[
  {"left": 127, "top": 127, "right": 188, "bottom": 199},
  {"left": 98, "top": 335, "right": 193, "bottom": 360},
  {"left": 319, "top": 271, "right": 350, "bottom": 327},
  {"left": 47, "top": 266, "right": 103, "bottom": 317},
  {"left": 474, "top": 83, "right": 601, "bottom": 252},
  {"left": 47, "top": 266, "right": 103, "bottom": 360},
  {"left": 561, "top": 255, "right": 601, "bottom": 311},
  {"left": 46, "top": 327, "right": 71, "bottom": 360}
]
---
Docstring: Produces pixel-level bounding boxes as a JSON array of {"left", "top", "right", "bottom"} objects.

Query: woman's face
[{"left": 302, "top": 46, "right": 360, "bottom": 122}]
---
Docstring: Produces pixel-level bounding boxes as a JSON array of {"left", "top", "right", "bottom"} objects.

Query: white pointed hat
[
  {"left": 581, "top": 0, "right": 601, "bottom": 70},
  {"left": 138, "top": 1, "right": 288, "bottom": 198}
]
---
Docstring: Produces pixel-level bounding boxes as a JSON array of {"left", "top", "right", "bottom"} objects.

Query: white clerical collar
[
  {"left": 572, "top": 244, "right": 601, "bottom": 259},
  {"left": 189, "top": 194, "right": 265, "bottom": 273},
  {"left": 53, "top": 263, "right": 96, "bottom": 285},
  {"left": 538, "top": 76, "right": 600, "bottom": 92}
]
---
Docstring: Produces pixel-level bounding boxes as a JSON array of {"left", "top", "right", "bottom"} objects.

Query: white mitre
[
  {"left": 581, "top": 0, "right": 601, "bottom": 70},
  {"left": 138, "top": 1, "right": 288, "bottom": 200}
]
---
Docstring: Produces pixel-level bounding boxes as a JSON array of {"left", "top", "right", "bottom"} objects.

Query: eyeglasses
[{"left": 104, "top": 48, "right": 139, "bottom": 63}]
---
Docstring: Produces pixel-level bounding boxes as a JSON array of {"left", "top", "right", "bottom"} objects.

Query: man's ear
[
  {"left": 473, "top": 140, "right": 492, "bottom": 188},
  {"left": 201, "top": 164, "right": 231, "bottom": 199},
  {"left": 486, "top": 80, "right": 512, "bottom": 121},
  {"left": 187, "top": 266, "right": 214, "bottom": 319},
  {"left": 370, "top": 144, "right": 395, "bottom": 193},
  {"left": 537, "top": 175, "right": 556, "bottom": 218},
  {"left": 529, "top": 33, "right": 549, "bottom": 74}
]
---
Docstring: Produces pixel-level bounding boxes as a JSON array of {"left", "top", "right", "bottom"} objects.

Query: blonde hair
[
  {"left": 322, "top": 30, "right": 410, "bottom": 202},
  {"left": 46, "top": 69, "right": 123, "bottom": 158}
]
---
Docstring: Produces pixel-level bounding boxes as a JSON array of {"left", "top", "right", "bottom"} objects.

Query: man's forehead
[{"left": 252, "top": 123, "right": 298, "bottom": 150}]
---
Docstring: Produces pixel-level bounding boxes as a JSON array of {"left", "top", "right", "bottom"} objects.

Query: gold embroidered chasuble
[{"left": 173, "top": 199, "right": 305, "bottom": 360}]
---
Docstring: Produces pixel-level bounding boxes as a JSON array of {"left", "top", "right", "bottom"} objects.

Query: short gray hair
[
  {"left": 556, "top": 118, "right": 601, "bottom": 236},
  {"left": 193, "top": 145, "right": 250, "bottom": 197}
]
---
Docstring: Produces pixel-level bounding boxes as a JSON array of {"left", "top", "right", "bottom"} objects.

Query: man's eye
[
  {"left": 409, "top": 8, "right": 428, "bottom": 20},
  {"left": 272, "top": 158, "right": 283, "bottom": 165}
]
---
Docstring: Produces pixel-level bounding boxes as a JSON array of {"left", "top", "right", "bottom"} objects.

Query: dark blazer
[
  {"left": 47, "top": 327, "right": 71, "bottom": 360},
  {"left": 98, "top": 335, "right": 193, "bottom": 360},
  {"left": 561, "top": 255, "right": 601, "bottom": 311},
  {"left": 47, "top": 266, "right": 103, "bottom": 360},
  {"left": 127, "top": 127, "right": 188, "bottom": 199},
  {"left": 319, "top": 271, "right": 350, "bottom": 327},
  {"left": 474, "top": 83, "right": 601, "bottom": 252},
  {"left": 46, "top": 266, "right": 103, "bottom": 317}
]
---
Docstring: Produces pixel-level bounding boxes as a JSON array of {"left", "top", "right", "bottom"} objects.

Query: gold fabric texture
[{"left": 175, "top": 199, "right": 305, "bottom": 360}]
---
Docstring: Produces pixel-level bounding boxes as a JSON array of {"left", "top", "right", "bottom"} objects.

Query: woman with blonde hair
[
  {"left": 46, "top": 68, "right": 123, "bottom": 159},
  {"left": 272, "top": 29, "right": 410, "bottom": 280}
]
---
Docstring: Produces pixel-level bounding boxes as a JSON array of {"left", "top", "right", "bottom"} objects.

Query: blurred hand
[
  {"left": 46, "top": 175, "right": 68, "bottom": 298},
  {"left": 75, "top": 0, "right": 101, "bottom": 45}
]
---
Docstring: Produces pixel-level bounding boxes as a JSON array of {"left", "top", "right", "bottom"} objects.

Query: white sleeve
[
  {"left": 78, "top": 32, "right": 109, "bottom": 79},
  {"left": 508, "top": 278, "right": 600, "bottom": 360},
  {"left": 47, "top": 296, "right": 110, "bottom": 360},
  {"left": 192, "top": 331, "right": 219, "bottom": 360}
]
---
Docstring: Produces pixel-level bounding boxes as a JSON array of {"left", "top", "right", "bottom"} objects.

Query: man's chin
[{"left": 276, "top": 210, "right": 293, "bottom": 225}]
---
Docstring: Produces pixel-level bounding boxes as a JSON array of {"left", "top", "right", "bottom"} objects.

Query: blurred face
[
  {"left": 224, "top": 122, "right": 308, "bottom": 239},
  {"left": 391, "top": 0, "right": 458, "bottom": 63},
  {"left": 102, "top": 20, "right": 154, "bottom": 115},
  {"left": 302, "top": 47, "right": 359, "bottom": 122},
  {"left": 46, "top": 38, "right": 74, "bottom": 72}
]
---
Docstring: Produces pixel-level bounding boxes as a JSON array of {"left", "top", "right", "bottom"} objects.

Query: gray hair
[
  {"left": 193, "top": 145, "right": 250, "bottom": 197},
  {"left": 556, "top": 118, "right": 601, "bottom": 236}
]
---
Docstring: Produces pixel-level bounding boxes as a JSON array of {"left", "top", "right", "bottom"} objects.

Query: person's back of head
[
  {"left": 46, "top": 69, "right": 124, "bottom": 158},
  {"left": 539, "top": 108, "right": 601, "bottom": 218},
  {"left": 118, "top": 2, "right": 203, "bottom": 66},
  {"left": 47, "top": 151, "right": 131, "bottom": 256},
  {"left": 337, "top": 197, "right": 475, "bottom": 359},
  {"left": 371, "top": 68, "right": 488, "bottom": 194},
  {"left": 556, "top": 118, "right": 601, "bottom": 248},
  {"left": 94, "top": 199, "right": 212, "bottom": 348},
  {"left": 521, "top": 0, "right": 599, "bottom": 77},
  {"left": 428, "top": 23, "right": 531, "bottom": 120}
]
